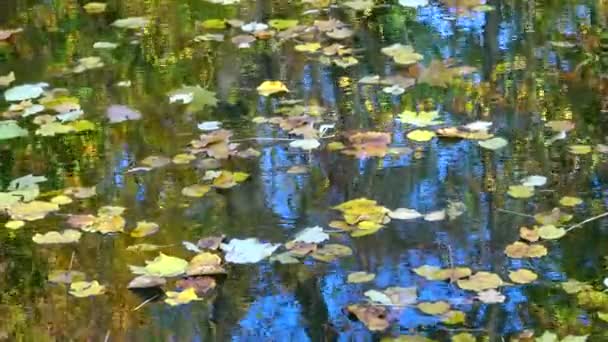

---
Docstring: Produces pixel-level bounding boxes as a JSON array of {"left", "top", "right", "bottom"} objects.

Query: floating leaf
[
  {"left": 417, "top": 301, "right": 450, "bottom": 315},
  {"left": 507, "top": 185, "right": 534, "bottom": 199},
  {"left": 295, "top": 42, "right": 321, "bottom": 53},
  {"left": 509, "top": 269, "right": 538, "bottom": 284},
  {"left": 9, "top": 201, "right": 60, "bottom": 221},
  {"left": 347, "top": 271, "right": 376, "bottom": 283},
  {"left": 169, "top": 86, "right": 217, "bottom": 112},
  {"left": 399, "top": 110, "right": 443, "bottom": 127},
  {"left": 50, "top": 195, "right": 72, "bottom": 205},
  {"left": 384, "top": 286, "right": 417, "bottom": 306},
  {"left": 289, "top": 138, "right": 320, "bottom": 150},
  {"left": 399, "top": 0, "right": 429, "bottom": 7},
  {"left": 187, "top": 252, "right": 225, "bottom": 276},
  {"left": 538, "top": 225, "right": 566, "bottom": 240},
  {"left": 130, "top": 221, "right": 159, "bottom": 238},
  {"left": 478, "top": 137, "right": 508, "bottom": 150},
  {"left": 561, "top": 279, "right": 593, "bottom": 294},
  {"left": 389, "top": 208, "right": 422, "bottom": 220},
  {"left": 457, "top": 272, "right": 503, "bottom": 292},
  {"left": 106, "top": 105, "right": 142, "bottom": 123},
  {"left": 569, "top": 145, "right": 592, "bottom": 155},
  {"left": 311, "top": 243, "right": 352, "bottom": 262},
  {"left": 112, "top": 17, "right": 149, "bottom": 29},
  {"left": 452, "top": 333, "right": 476, "bottom": 342},
  {"left": 165, "top": 287, "right": 201, "bottom": 306},
  {"left": 176, "top": 276, "right": 217, "bottom": 295},
  {"left": 407, "top": 130, "right": 436, "bottom": 142},
  {"left": 182, "top": 184, "right": 211, "bottom": 198},
  {"left": 0, "top": 71, "right": 15, "bottom": 88},
  {"left": 257, "top": 81, "right": 289, "bottom": 96},
  {"left": 347, "top": 304, "right": 389, "bottom": 331},
  {"left": 5, "top": 220, "right": 24, "bottom": 229},
  {"left": 424, "top": 210, "right": 446, "bottom": 221},
  {"left": 505, "top": 241, "right": 547, "bottom": 258},
  {"left": 476, "top": 289, "right": 505, "bottom": 303},
  {"left": 0, "top": 120, "right": 28, "bottom": 140},
  {"left": 220, "top": 238, "right": 280, "bottom": 264},
  {"left": 268, "top": 19, "right": 298, "bottom": 30},
  {"left": 292, "top": 226, "right": 329, "bottom": 244},
  {"left": 69, "top": 281, "right": 105, "bottom": 297},
  {"left": 127, "top": 275, "right": 166, "bottom": 289},
  {"left": 559, "top": 196, "right": 582, "bottom": 207},
  {"left": 133, "top": 253, "right": 188, "bottom": 277},
  {"left": 520, "top": 226, "right": 540, "bottom": 242},
  {"left": 4, "top": 83, "right": 46, "bottom": 102},
  {"left": 521, "top": 175, "right": 547, "bottom": 187},
  {"left": 83, "top": 2, "right": 107, "bottom": 14}
]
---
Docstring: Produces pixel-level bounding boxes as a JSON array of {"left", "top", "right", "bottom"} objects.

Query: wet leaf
[
  {"left": 538, "top": 225, "right": 566, "bottom": 240},
  {"left": 4, "top": 220, "right": 24, "bottom": 229},
  {"left": 126, "top": 243, "right": 164, "bottom": 252},
  {"left": 4, "top": 83, "right": 46, "bottom": 102},
  {"left": 132, "top": 253, "right": 188, "bottom": 277},
  {"left": 257, "top": 81, "right": 289, "bottom": 96},
  {"left": 127, "top": 275, "right": 166, "bottom": 289},
  {"left": 478, "top": 137, "right": 508, "bottom": 150},
  {"left": 407, "top": 129, "right": 436, "bottom": 142},
  {"left": 311, "top": 243, "right": 352, "bottom": 262},
  {"left": 172, "top": 153, "right": 196, "bottom": 165},
  {"left": 326, "top": 27, "right": 353, "bottom": 40},
  {"left": 165, "top": 287, "right": 201, "bottom": 306},
  {"left": 521, "top": 175, "right": 547, "bottom": 187},
  {"left": 50, "top": 195, "right": 72, "bottom": 205},
  {"left": 534, "top": 208, "right": 572, "bottom": 225},
  {"left": 106, "top": 105, "right": 142, "bottom": 123},
  {"left": 112, "top": 17, "right": 149, "bottom": 29},
  {"left": 83, "top": 2, "right": 107, "bottom": 14},
  {"left": 347, "top": 304, "right": 389, "bottom": 331},
  {"left": 507, "top": 185, "right": 534, "bottom": 199},
  {"left": 417, "top": 301, "right": 450, "bottom": 315},
  {"left": 130, "top": 221, "right": 160, "bottom": 238},
  {"left": 182, "top": 184, "right": 211, "bottom": 198},
  {"left": 509, "top": 269, "right": 538, "bottom": 284},
  {"left": 292, "top": 226, "right": 329, "bottom": 244},
  {"left": 381, "top": 44, "right": 424, "bottom": 65},
  {"left": 69, "top": 281, "right": 105, "bottom": 297},
  {"left": 389, "top": 208, "right": 422, "bottom": 220},
  {"left": 520, "top": 226, "right": 540, "bottom": 242},
  {"left": 347, "top": 271, "right": 376, "bottom": 283},
  {"left": 268, "top": 19, "right": 298, "bottom": 30},
  {"left": 476, "top": 289, "right": 505, "bottom": 303},
  {"left": 457, "top": 272, "right": 503, "bottom": 292},
  {"left": 559, "top": 196, "right": 582, "bottom": 207},
  {"left": 568, "top": 145, "right": 592, "bottom": 155},
  {"left": 505, "top": 241, "right": 547, "bottom": 258},
  {"left": 0, "top": 120, "right": 28, "bottom": 140},
  {"left": 384, "top": 286, "right": 417, "bottom": 306},
  {"left": 168, "top": 86, "right": 217, "bottom": 112},
  {"left": 187, "top": 252, "right": 225, "bottom": 276},
  {"left": 220, "top": 238, "right": 280, "bottom": 264},
  {"left": 9, "top": 201, "right": 60, "bottom": 221},
  {"left": 399, "top": 110, "right": 443, "bottom": 127},
  {"left": 424, "top": 210, "right": 446, "bottom": 221},
  {"left": 289, "top": 138, "right": 320, "bottom": 150},
  {"left": 399, "top": 0, "right": 429, "bottom": 7},
  {"left": 197, "top": 235, "right": 225, "bottom": 250}
]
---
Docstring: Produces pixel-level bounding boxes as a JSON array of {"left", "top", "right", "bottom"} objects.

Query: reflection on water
[{"left": 1, "top": 0, "right": 608, "bottom": 340}]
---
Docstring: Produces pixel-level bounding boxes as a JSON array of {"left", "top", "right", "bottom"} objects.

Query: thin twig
[
  {"left": 230, "top": 135, "right": 336, "bottom": 143},
  {"left": 103, "top": 330, "right": 110, "bottom": 342},
  {"left": 68, "top": 251, "right": 76, "bottom": 272},
  {"left": 496, "top": 208, "right": 534, "bottom": 218},
  {"left": 565, "top": 211, "right": 608, "bottom": 233},
  {"left": 132, "top": 294, "right": 160, "bottom": 312}
]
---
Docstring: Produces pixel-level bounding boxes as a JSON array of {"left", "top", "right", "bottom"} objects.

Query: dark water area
[{"left": 1, "top": 0, "right": 608, "bottom": 341}]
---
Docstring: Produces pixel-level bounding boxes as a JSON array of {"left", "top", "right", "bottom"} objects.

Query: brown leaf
[
  {"left": 176, "top": 276, "right": 217, "bottom": 295},
  {"left": 347, "top": 304, "right": 390, "bottom": 331}
]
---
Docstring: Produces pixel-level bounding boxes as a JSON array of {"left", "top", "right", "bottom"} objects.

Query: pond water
[{"left": 1, "top": 0, "right": 608, "bottom": 341}]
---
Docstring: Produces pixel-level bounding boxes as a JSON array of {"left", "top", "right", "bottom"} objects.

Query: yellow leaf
[
  {"left": 256, "top": 81, "right": 289, "bottom": 96},
  {"left": 130, "top": 221, "right": 159, "bottom": 238},
  {"left": 417, "top": 301, "right": 450, "bottom": 315},
  {"left": 407, "top": 129, "right": 436, "bottom": 142},
  {"left": 507, "top": 185, "right": 534, "bottom": 199},
  {"left": 50, "top": 195, "right": 73, "bottom": 205},
  {"left": 456, "top": 272, "right": 503, "bottom": 292},
  {"left": 559, "top": 196, "right": 582, "bottom": 207},
  {"left": 441, "top": 310, "right": 466, "bottom": 325},
  {"left": 508, "top": 269, "right": 538, "bottom": 284},
  {"left": 568, "top": 145, "right": 592, "bottom": 155},
  {"left": 295, "top": 42, "right": 321, "bottom": 53},
  {"left": 133, "top": 253, "right": 188, "bottom": 277},
  {"left": 33, "top": 229, "right": 82, "bottom": 244},
  {"left": 181, "top": 184, "right": 211, "bottom": 197},
  {"left": 172, "top": 153, "right": 196, "bottom": 165},
  {"left": 5, "top": 220, "right": 24, "bottom": 229},
  {"left": 538, "top": 224, "right": 566, "bottom": 240},
  {"left": 347, "top": 271, "right": 376, "bottom": 283},
  {"left": 165, "top": 287, "right": 201, "bottom": 306},
  {"left": 69, "top": 281, "right": 105, "bottom": 297}
]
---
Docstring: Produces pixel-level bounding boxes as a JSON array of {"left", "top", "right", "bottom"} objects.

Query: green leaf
[
  {"left": 0, "top": 120, "right": 28, "bottom": 140},
  {"left": 268, "top": 19, "right": 298, "bottom": 30}
]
